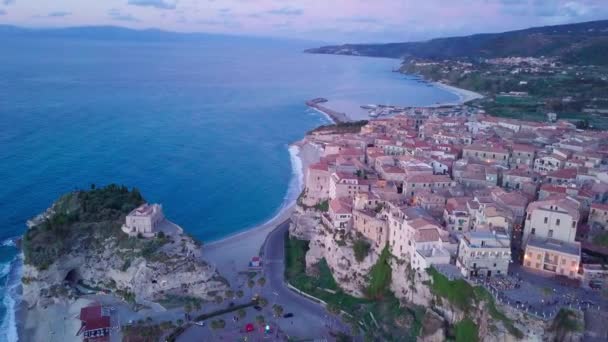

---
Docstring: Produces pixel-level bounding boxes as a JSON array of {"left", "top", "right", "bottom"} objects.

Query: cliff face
[
  {"left": 290, "top": 203, "right": 551, "bottom": 341},
  {"left": 21, "top": 185, "right": 228, "bottom": 309}
]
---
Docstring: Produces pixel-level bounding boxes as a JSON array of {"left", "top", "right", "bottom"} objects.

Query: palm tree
[
  {"left": 257, "top": 277, "right": 266, "bottom": 287},
  {"left": 272, "top": 304, "right": 284, "bottom": 317}
]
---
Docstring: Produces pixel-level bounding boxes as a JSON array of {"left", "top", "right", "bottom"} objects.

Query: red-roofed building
[{"left": 77, "top": 304, "right": 111, "bottom": 342}]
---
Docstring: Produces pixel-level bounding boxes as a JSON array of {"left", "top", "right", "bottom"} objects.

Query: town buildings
[{"left": 302, "top": 106, "right": 608, "bottom": 285}]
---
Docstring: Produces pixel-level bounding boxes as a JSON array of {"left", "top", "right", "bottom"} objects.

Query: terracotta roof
[
  {"left": 415, "top": 228, "right": 441, "bottom": 243},
  {"left": 405, "top": 174, "right": 452, "bottom": 184},
  {"left": 547, "top": 168, "right": 578, "bottom": 179},
  {"left": 591, "top": 203, "right": 608, "bottom": 211},
  {"left": 330, "top": 198, "right": 352, "bottom": 214}
]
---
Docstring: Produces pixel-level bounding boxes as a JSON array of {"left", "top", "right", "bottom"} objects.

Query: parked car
[
  {"left": 194, "top": 321, "right": 205, "bottom": 327},
  {"left": 253, "top": 305, "right": 263, "bottom": 311}
]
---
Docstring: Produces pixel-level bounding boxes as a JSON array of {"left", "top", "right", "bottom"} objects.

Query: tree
[
  {"left": 257, "top": 277, "right": 266, "bottom": 287},
  {"left": 366, "top": 246, "right": 392, "bottom": 299},
  {"left": 211, "top": 319, "right": 226, "bottom": 330},
  {"left": 214, "top": 295, "right": 223, "bottom": 304},
  {"left": 255, "top": 315, "right": 265, "bottom": 326},
  {"left": 247, "top": 279, "right": 255, "bottom": 288},
  {"left": 236, "top": 290, "right": 244, "bottom": 298},
  {"left": 272, "top": 304, "right": 284, "bottom": 317},
  {"left": 225, "top": 290, "right": 234, "bottom": 299},
  {"left": 353, "top": 239, "right": 371, "bottom": 262},
  {"left": 258, "top": 297, "right": 269, "bottom": 307},
  {"left": 238, "top": 308, "right": 246, "bottom": 318},
  {"left": 176, "top": 319, "right": 184, "bottom": 326},
  {"left": 192, "top": 300, "right": 202, "bottom": 312},
  {"left": 327, "top": 302, "right": 341, "bottom": 315}
]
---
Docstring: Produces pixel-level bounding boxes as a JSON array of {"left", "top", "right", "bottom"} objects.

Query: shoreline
[
  {"left": 304, "top": 80, "right": 484, "bottom": 123},
  {"left": 202, "top": 141, "right": 321, "bottom": 277},
  {"left": 432, "top": 81, "right": 484, "bottom": 105}
]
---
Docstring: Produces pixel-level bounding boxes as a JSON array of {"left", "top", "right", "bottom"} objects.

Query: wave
[
  {"left": 307, "top": 107, "right": 335, "bottom": 125},
  {"left": 285, "top": 144, "right": 304, "bottom": 209},
  {"left": 1, "top": 238, "right": 16, "bottom": 248},
  {"left": 0, "top": 253, "right": 22, "bottom": 342}
]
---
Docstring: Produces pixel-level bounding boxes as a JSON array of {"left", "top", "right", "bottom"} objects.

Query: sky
[{"left": 0, "top": 0, "right": 607, "bottom": 43}]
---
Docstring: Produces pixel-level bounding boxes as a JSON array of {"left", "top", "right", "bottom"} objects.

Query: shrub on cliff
[
  {"left": 22, "top": 184, "right": 145, "bottom": 270},
  {"left": 353, "top": 239, "right": 371, "bottom": 262},
  {"left": 454, "top": 318, "right": 478, "bottom": 342},
  {"left": 366, "top": 246, "right": 392, "bottom": 299}
]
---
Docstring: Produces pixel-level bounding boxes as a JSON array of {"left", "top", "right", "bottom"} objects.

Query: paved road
[
  {"left": 178, "top": 220, "right": 352, "bottom": 341},
  {"left": 259, "top": 220, "right": 351, "bottom": 340}
]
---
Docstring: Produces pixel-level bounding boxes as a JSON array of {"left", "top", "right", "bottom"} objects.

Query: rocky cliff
[
  {"left": 290, "top": 203, "right": 565, "bottom": 341},
  {"left": 20, "top": 185, "right": 228, "bottom": 309}
]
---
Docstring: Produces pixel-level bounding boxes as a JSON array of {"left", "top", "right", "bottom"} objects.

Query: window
[
  {"left": 526, "top": 261, "right": 531, "bottom": 267},
  {"left": 544, "top": 217, "right": 548, "bottom": 224},
  {"left": 572, "top": 221, "right": 576, "bottom": 228},
  {"left": 527, "top": 213, "right": 531, "bottom": 220},
  {"left": 561, "top": 259, "right": 566, "bottom": 265},
  {"left": 556, "top": 219, "right": 560, "bottom": 226},
  {"left": 536, "top": 254, "right": 541, "bottom": 260},
  {"left": 548, "top": 230, "right": 554, "bottom": 238},
  {"left": 531, "top": 228, "right": 536, "bottom": 235},
  {"left": 571, "top": 261, "right": 576, "bottom": 266}
]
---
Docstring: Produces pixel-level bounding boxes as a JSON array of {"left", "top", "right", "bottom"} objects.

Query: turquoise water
[{"left": 0, "top": 36, "right": 458, "bottom": 340}]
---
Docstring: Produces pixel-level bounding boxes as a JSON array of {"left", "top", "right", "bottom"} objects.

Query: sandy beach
[
  {"left": 433, "top": 82, "right": 484, "bottom": 105},
  {"left": 202, "top": 141, "right": 321, "bottom": 280},
  {"left": 19, "top": 298, "right": 94, "bottom": 342}
]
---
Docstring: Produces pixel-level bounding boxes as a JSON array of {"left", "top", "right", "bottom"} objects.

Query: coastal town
[
  {"left": 17, "top": 98, "right": 608, "bottom": 342},
  {"left": 289, "top": 100, "right": 608, "bottom": 340}
]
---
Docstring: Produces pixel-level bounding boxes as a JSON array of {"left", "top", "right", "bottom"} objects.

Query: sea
[{"left": 0, "top": 35, "right": 458, "bottom": 341}]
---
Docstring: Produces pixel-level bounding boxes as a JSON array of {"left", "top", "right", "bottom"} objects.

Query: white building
[
  {"left": 122, "top": 203, "right": 165, "bottom": 238},
  {"left": 456, "top": 230, "right": 511, "bottom": 278}
]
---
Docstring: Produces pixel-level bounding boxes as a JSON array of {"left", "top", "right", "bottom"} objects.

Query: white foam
[
  {"left": 285, "top": 144, "right": 303, "bottom": 209},
  {"left": 308, "top": 108, "right": 335, "bottom": 125},
  {"left": 1, "top": 238, "right": 16, "bottom": 248},
  {"left": 0, "top": 254, "right": 22, "bottom": 342}
]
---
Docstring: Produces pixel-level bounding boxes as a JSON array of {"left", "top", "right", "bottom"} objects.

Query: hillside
[
  {"left": 305, "top": 20, "right": 608, "bottom": 65},
  {"left": 21, "top": 184, "right": 228, "bottom": 309}
]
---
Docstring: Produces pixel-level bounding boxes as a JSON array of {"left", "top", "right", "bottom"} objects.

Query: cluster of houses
[{"left": 302, "top": 110, "right": 608, "bottom": 288}]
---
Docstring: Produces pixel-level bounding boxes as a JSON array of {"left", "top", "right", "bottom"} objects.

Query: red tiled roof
[
  {"left": 591, "top": 203, "right": 608, "bottom": 211},
  {"left": 547, "top": 168, "right": 578, "bottom": 179}
]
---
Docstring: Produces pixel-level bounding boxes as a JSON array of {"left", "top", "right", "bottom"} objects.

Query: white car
[{"left": 194, "top": 321, "right": 205, "bottom": 327}]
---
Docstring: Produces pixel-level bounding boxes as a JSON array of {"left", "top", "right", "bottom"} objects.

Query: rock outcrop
[{"left": 21, "top": 185, "right": 228, "bottom": 310}]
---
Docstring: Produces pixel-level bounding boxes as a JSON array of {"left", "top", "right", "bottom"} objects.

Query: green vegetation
[
  {"left": 366, "top": 246, "right": 392, "bottom": 299},
  {"left": 551, "top": 309, "right": 582, "bottom": 337},
  {"left": 454, "top": 318, "right": 479, "bottom": 342},
  {"left": 353, "top": 239, "right": 371, "bottom": 263},
  {"left": 284, "top": 233, "right": 423, "bottom": 341},
  {"left": 314, "top": 200, "right": 329, "bottom": 212},
  {"left": 427, "top": 267, "right": 475, "bottom": 311},
  {"left": 272, "top": 304, "right": 284, "bottom": 317},
  {"left": 237, "top": 308, "right": 246, "bottom": 318},
  {"left": 428, "top": 268, "right": 523, "bottom": 338},
  {"left": 308, "top": 20, "right": 608, "bottom": 66},
  {"left": 123, "top": 321, "right": 175, "bottom": 342},
  {"left": 474, "top": 287, "right": 523, "bottom": 338},
  {"left": 22, "top": 184, "right": 146, "bottom": 270},
  {"left": 157, "top": 295, "right": 202, "bottom": 311},
  {"left": 307, "top": 120, "right": 369, "bottom": 135},
  {"left": 210, "top": 319, "right": 226, "bottom": 330},
  {"left": 257, "top": 277, "right": 266, "bottom": 287},
  {"left": 593, "top": 232, "right": 608, "bottom": 247}
]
